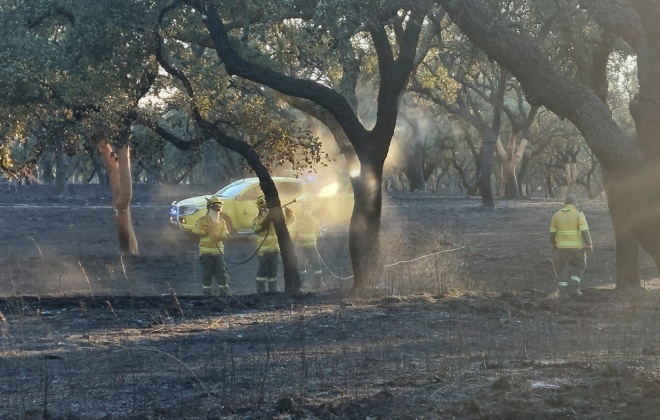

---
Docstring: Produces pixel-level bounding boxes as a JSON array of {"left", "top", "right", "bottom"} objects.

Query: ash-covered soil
[{"left": 1, "top": 183, "right": 659, "bottom": 419}]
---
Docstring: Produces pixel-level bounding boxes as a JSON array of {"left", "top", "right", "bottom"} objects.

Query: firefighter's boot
[
  {"left": 256, "top": 278, "right": 267, "bottom": 294},
  {"left": 313, "top": 273, "right": 323, "bottom": 290},
  {"left": 298, "top": 270, "right": 307, "bottom": 290},
  {"left": 568, "top": 276, "right": 582, "bottom": 298},
  {"left": 558, "top": 281, "right": 569, "bottom": 300},
  {"left": 268, "top": 278, "right": 278, "bottom": 293},
  {"left": 218, "top": 284, "right": 230, "bottom": 297}
]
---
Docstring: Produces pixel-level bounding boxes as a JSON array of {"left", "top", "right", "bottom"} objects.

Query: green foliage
[
  {"left": 0, "top": 0, "right": 634, "bottom": 191},
  {"left": 154, "top": 20, "right": 328, "bottom": 175},
  {"left": 0, "top": 1, "right": 161, "bottom": 180},
  {"left": 0, "top": 0, "right": 330, "bottom": 182}
]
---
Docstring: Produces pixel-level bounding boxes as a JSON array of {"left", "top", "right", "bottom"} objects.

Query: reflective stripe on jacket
[
  {"left": 549, "top": 204, "right": 589, "bottom": 249},
  {"left": 294, "top": 215, "right": 319, "bottom": 247},
  {"left": 252, "top": 210, "right": 295, "bottom": 256},
  {"left": 192, "top": 213, "right": 229, "bottom": 254}
]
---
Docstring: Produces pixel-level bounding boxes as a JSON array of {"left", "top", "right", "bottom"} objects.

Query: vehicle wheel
[{"left": 315, "top": 209, "right": 330, "bottom": 237}]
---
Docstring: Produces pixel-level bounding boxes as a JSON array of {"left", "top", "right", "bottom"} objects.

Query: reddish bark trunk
[{"left": 99, "top": 142, "right": 139, "bottom": 256}]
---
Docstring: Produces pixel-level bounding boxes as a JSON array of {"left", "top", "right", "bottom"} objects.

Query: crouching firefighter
[
  {"left": 252, "top": 195, "right": 294, "bottom": 293},
  {"left": 549, "top": 194, "right": 593, "bottom": 299},
  {"left": 293, "top": 200, "right": 324, "bottom": 290},
  {"left": 192, "top": 196, "right": 230, "bottom": 296}
]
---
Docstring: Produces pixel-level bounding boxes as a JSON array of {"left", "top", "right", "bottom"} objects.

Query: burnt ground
[{"left": 2, "top": 183, "right": 660, "bottom": 419}]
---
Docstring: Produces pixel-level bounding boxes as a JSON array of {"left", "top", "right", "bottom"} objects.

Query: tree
[
  {"left": 151, "top": 5, "right": 341, "bottom": 292},
  {"left": 179, "top": 0, "right": 433, "bottom": 293},
  {"left": 411, "top": 44, "right": 515, "bottom": 207},
  {"left": 0, "top": 2, "right": 163, "bottom": 255},
  {"left": 495, "top": 132, "right": 527, "bottom": 198},
  {"left": 436, "top": 0, "right": 660, "bottom": 288}
]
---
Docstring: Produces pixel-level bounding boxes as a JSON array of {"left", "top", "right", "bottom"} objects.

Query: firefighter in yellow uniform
[
  {"left": 293, "top": 201, "right": 323, "bottom": 290},
  {"left": 549, "top": 194, "right": 593, "bottom": 299},
  {"left": 192, "top": 197, "right": 230, "bottom": 296},
  {"left": 252, "top": 195, "right": 294, "bottom": 293}
]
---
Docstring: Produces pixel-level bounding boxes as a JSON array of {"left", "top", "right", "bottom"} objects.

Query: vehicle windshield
[{"left": 215, "top": 180, "right": 254, "bottom": 198}]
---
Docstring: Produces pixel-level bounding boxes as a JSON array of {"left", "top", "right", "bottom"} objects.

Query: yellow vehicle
[{"left": 169, "top": 176, "right": 353, "bottom": 236}]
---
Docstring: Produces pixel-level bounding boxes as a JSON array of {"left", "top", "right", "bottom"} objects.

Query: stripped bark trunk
[
  {"left": 496, "top": 133, "right": 527, "bottom": 198},
  {"left": 99, "top": 142, "right": 138, "bottom": 256},
  {"left": 565, "top": 162, "right": 578, "bottom": 195}
]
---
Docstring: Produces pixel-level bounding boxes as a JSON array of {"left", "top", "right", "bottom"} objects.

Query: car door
[{"left": 234, "top": 179, "right": 305, "bottom": 231}]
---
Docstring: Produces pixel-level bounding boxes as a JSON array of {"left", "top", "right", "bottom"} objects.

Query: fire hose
[{"left": 224, "top": 199, "right": 296, "bottom": 265}]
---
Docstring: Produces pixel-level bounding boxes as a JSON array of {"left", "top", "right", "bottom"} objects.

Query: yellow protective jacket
[
  {"left": 549, "top": 204, "right": 590, "bottom": 249},
  {"left": 192, "top": 213, "right": 229, "bottom": 254},
  {"left": 252, "top": 209, "right": 294, "bottom": 256},
  {"left": 293, "top": 215, "right": 319, "bottom": 247}
]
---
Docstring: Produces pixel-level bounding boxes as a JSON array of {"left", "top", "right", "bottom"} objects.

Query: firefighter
[
  {"left": 549, "top": 194, "right": 593, "bottom": 299},
  {"left": 293, "top": 200, "right": 324, "bottom": 290},
  {"left": 252, "top": 195, "right": 294, "bottom": 293},
  {"left": 192, "top": 196, "right": 230, "bottom": 296}
]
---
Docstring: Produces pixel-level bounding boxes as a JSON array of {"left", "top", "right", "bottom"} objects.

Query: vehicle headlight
[{"left": 179, "top": 205, "right": 199, "bottom": 216}]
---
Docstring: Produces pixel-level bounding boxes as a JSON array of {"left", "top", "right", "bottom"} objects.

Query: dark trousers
[
  {"left": 298, "top": 245, "right": 322, "bottom": 285},
  {"left": 257, "top": 252, "right": 280, "bottom": 279},
  {"left": 554, "top": 248, "right": 586, "bottom": 297},
  {"left": 199, "top": 253, "right": 228, "bottom": 291}
]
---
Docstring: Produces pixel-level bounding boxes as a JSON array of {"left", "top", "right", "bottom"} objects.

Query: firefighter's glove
[
  {"left": 285, "top": 208, "right": 293, "bottom": 218},
  {"left": 585, "top": 244, "right": 593, "bottom": 253}
]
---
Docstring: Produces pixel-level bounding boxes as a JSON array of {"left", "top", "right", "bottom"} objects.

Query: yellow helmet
[
  {"left": 206, "top": 196, "right": 223, "bottom": 208},
  {"left": 255, "top": 195, "right": 267, "bottom": 207}
]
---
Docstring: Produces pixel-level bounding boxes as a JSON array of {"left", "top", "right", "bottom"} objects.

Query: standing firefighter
[
  {"left": 252, "top": 195, "right": 294, "bottom": 293},
  {"left": 293, "top": 200, "right": 324, "bottom": 290},
  {"left": 192, "top": 196, "right": 230, "bottom": 296},
  {"left": 549, "top": 194, "right": 593, "bottom": 299}
]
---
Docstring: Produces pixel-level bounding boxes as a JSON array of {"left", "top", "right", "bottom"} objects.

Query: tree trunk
[
  {"left": 318, "top": 123, "right": 379, "bottom": 293},
  {"left": 404, "top": 139, "right": 426, "bottom": 192},
  {"left": 401, "top": 117, "right": 427, "bottom": 192},
  {"left": 41, "top": 151, "right": 55, "bottom": 184},
  {"left": 305, "top": 116, "right": 382, "bottom": 293},
  {"left": 203, "top": 141, "right": 220, "bottom": 188},
  {"left": 478, "top": 137, "right": 496, "bottom": 208},
  {"left": 626, "top": 3, "right": 660, "bottom": 275},
  {"left": 247, "top": 150, "right": 301, "bottom": 294},
  {"left": 54, "top": 144, "right": 67, "bottom": 196},
  {"left": 91, "top": 150, "right": 108, "bottom": 185},
  {"left": 54, "top": 134, "right": 68, "bottom": 195},
  {"left": 153, "top": 24, "right": 302, "bottom": 293},
  {"left": 438, "top": 0, "right": 646, "bottom": 287},
  {"left": 604, "top": 170, "right": 640, "bottom": 288},
  {"left": 99, "top": 142, "right": 139, "bottom": 256},
  {"left": 503, "top": 161, "right": 518, "bottom": 198},
  {"left": 496, "top": 134, "right": 527, "bottom": 199},
  {"left": 545, "top": 172, "right": 555, "bottom": 198},
  {"left": 565, "top": 162, "right": 578, "bottom": 194},
  {"left": 182, "top": 0, "right": 423, "bottom": 294},
  {"left": 517, "top": 152, "right": 531, "bottom": 197},
  {"left": 349, "top": 161, "right": 384, "bottom": 293}
]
